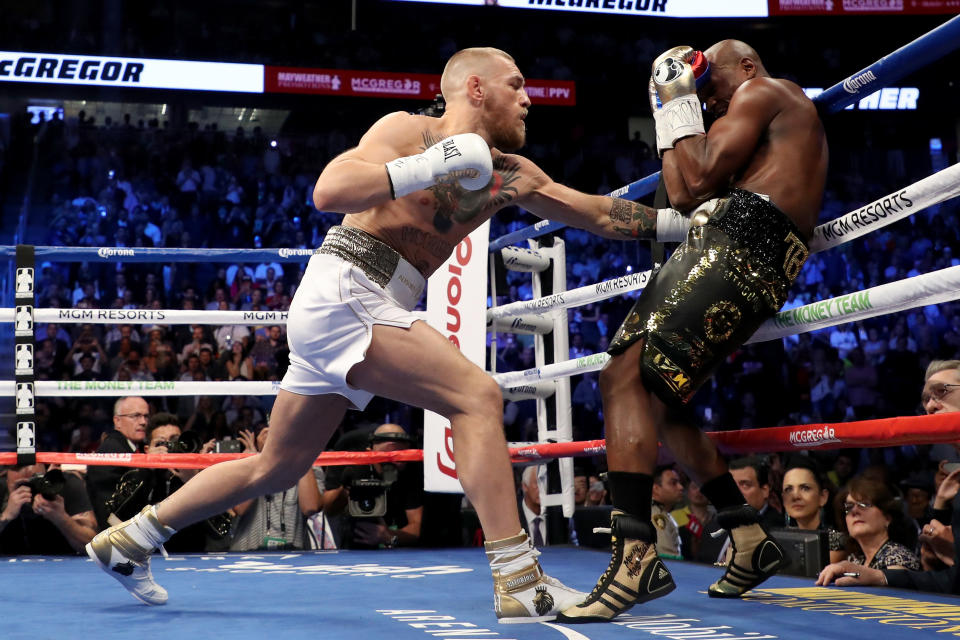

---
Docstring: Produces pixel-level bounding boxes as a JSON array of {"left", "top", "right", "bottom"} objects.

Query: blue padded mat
[{"left": 4, "top": 547, "right": 960, "bottom": 640}]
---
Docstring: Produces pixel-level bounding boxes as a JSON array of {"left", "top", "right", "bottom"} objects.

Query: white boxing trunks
[{"left": 280, "top": 225, "right": 425, "bottom": 409}]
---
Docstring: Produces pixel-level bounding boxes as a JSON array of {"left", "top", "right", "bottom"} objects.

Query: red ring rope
[{"left": 3, "top": 413, "right": 958, "bottom": 470}]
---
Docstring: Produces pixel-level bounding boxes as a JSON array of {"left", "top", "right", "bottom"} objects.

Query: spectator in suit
[
  {"left": 86, "top": 396, "right": 149, "bottom": 530},
  {"left": 518, "top": 465, "right": 575, "bottom": 547}
]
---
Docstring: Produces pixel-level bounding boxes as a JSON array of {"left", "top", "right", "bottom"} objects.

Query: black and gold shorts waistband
[
  {"left": 319, "top": 225, "right": 425, "bottom": 301},
  {"left": 699, "top": 189, "right": 809, "bottom": 281}
]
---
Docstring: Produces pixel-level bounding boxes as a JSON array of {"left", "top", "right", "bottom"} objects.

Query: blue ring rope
[{"left": 0, "top": 246, "right": 318, "bottom": 263}]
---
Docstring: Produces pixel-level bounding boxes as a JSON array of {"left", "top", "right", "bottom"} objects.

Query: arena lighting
[
  {"left": 385, "top": 0, "right": 769, "bottom": 17},
  {"left": 804, "top": 86, "right": 919, "bottom": 110}
]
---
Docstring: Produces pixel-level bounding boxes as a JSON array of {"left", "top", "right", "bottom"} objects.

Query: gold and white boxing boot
[
  {"left": 707, "top": 505, "right": 786, "bottom": 598},
  {"left": 485, "top": 531, "right": 586, "bottom": 623},
  {"left": 86, "top": 505, "right": 175, "bottom": 605},
  {"left": 557, "top": 510, "right": 675, "bottom": 623}
]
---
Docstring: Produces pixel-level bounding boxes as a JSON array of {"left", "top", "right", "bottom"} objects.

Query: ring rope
[
  {"left": 492, "top": 264, "right": 960, "bottom": 387},
  {"left": 4, "top": 380, "right": 280, "bottom": 397},
  {"left": 1, "top": 263, "right": 956, "bottom": 397},
  {"left": 0, "top": 246, "right": 320, "bottom": 263},
  {"left": 0, "top": 308, "right": 291, "bottom": 325},
  {"left": 6, "top": 412, "right": 958, "bottom": 469},
  {"left": 486, "top": 163, "right": 960, "bottom": 321}
]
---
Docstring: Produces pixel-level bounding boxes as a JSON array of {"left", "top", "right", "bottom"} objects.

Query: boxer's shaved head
[
  {"left": 441, "top": 47, "right": 515, "bottom": 102},
  {"left": 704, "top": 40, "right": 768, "bottom": 76}
]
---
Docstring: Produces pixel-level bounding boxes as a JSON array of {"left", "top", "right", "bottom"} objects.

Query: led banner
[
  {"left": 0, "top": 51, "right": 263, "bottom": 92},
  {"left": 387, "top": 0, "right": 770, "bottom": 17},
  {"left": 0, "top": 50, "right": 577, "bottom": 105},
  {"left": 265, "top": 66, "right": 576, "bottom": 105},
  {"left": 770, "top": 0, "right": 960, "bottom": 15}
]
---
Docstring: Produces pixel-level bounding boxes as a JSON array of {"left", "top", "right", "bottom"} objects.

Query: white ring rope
[
  {"left": 487, "top": 270, "right": 653, "bottom": 322},
  {"left": 3, "top": 264, "right": 953, "bottom": 397},
  {"left": 0, "top": 308, "right": 289, "bottom": 325},
  {"left": 486, "top": 162, "right": 960, "bottom": 321},
  {"left": 5, "top": 380, "right": 280, "bottom": 397},
  {"left": 491, "top": 264, "right": 960, "bottom": 387}
]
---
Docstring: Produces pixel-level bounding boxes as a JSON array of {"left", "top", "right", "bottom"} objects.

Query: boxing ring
[
  {"left": 3, "top": 15, "right": 960, "bottom": 640},
  {"left": 8, "top": 548, "right": 960, "bottom": 639}
]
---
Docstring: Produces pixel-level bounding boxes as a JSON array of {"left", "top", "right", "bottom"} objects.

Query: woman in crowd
[
  {"left": 836, "top": 476, "right": 920, "bottom": 571},
  {"left": 782, "top": 457, "right": 847, "bottom": 563}
]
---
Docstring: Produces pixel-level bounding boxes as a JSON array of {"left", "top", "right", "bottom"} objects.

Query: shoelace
[
  {"left": 584, "top": 528, "right": 621, "bottom": 601},
  {"left": 487, "top": 537, "right": 540, "bottom": 573}
]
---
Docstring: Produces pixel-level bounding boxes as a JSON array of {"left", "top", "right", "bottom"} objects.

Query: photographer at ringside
[
  {"left": 105, "top": 413, "right": 229, "bottom": 552},
  {"left": 0, "top": 463, "right": 97, "bottom": 554},
  {"left": 322, "top": 423, "right": 423, "bottom": 549}
]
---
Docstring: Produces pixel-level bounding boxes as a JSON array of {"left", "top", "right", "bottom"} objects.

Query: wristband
[
  {"left": 659, "top": 94, "right": 705, "bottom": 149},
  {"left": 656, "top": 208, "right": 690, "bottom": 243}
]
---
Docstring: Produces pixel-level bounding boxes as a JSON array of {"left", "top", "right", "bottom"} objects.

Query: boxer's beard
[{"left": 484, "top": 111, "right": 525, "bottom": 152}]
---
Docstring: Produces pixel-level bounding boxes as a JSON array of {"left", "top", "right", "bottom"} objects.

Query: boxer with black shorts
[
  {"left": 86, "top": 46, "right": 694, "bottom": 623},
  {"left": 559, "top": 40, "right": 829, "bottom": 623}
]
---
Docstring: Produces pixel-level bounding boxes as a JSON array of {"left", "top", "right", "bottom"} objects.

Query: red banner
[
  {"left": 265, "top": 65, "right": 576, "bottom": 106},
  {"left": 770, "top": 0, "right": 960, "bottom": 15}
]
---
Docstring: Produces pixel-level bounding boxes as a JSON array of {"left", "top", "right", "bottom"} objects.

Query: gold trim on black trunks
[
  {"left": 647, "top": 343, "right": 692, "bottom": 399},
  {"left": 782, "top": 231, "right": 809, "bottom": 282}
]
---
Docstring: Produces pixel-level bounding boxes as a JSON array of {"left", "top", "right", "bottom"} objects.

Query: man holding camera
[
  {"left": 0, "top": 463, "right": 97, "bottom": 554},
  {"left": 322, "top": 423, "right": 423, "bottom": 549}
]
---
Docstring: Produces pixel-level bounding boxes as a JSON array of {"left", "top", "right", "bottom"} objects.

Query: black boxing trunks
[{"left": 608, "top": 189, "right": 809, "bottom": 406}]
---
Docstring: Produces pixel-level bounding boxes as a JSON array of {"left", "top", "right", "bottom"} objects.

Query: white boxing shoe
[
  {"left": 485, "top": 531, "right": 587, "bottom": 623},
  {"left": 86, "top": 505, "right": 174, "bottom": 605}
]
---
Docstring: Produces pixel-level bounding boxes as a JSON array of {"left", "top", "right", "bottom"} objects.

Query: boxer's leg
[
  {"left": 657, "top": 409, "right": 786, "bottom": 597},
  {"left": 348, "top": 320, "right": 585, "bottom": 622},
  {"left": 87, "top": 390, "right": 348, "bottom": 605},
  {"left": 558, "top": 342, "right": 675, "bottom": 623}
]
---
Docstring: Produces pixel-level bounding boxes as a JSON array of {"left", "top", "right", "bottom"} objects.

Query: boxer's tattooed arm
[
  {"left": 610, "top": 199, "right": 659, "bottom": 238},
  {"left": 429, "top": 154, "right": 522, "bottom": 233}
]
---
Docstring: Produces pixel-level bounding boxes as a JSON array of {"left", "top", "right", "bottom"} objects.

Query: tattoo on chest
[
  {"left": 421, "top": 131, "right": 522, "bottom": 233},
  {"left": 609, "top": 199, "right": 659, "bottom": 238}
]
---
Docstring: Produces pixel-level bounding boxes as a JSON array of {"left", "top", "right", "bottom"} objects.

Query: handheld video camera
[
  {"left": 17, "top": 469, "right": 66, "bottom": 500},
  {"left": 345, "top": 429, "right": 416, "bottom": 518}
]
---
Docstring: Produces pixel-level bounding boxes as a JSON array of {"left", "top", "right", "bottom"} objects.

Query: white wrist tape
[
  {"left": 659, "top": 94, "right": 705, "bottom": 149},
  {"left": 656, "top": 208, "right": 690, "bottom": 242}
]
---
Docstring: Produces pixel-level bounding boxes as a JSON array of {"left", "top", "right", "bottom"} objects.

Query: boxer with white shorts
[{"left": 87, "top": 46, "right": 692, "bottom": 622}]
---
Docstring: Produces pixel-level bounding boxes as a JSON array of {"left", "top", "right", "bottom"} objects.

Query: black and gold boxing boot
[
  {"left": 707, "top": 504, "right": 786, "bottom": 598},
  {"left": 556, "top": 510, "right": 675, "bottom": 623},
  {"left": 485, "top": 531, "right": 586, "bottom": 623}
]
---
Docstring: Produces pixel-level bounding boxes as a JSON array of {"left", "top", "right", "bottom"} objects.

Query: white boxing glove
[{"left": 385, "top": 133, "right": 493, "bottom": 199}]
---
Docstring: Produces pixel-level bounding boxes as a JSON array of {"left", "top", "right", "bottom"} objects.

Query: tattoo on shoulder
[
  {"left": 429, "top": 154, "right": 523, "bottom": 233},
  {"left": 421, "top": 130, "right": 443, "bottom": 150},
  {"left": 609, "top": 198, "right": 658, "bottom": 239}
]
